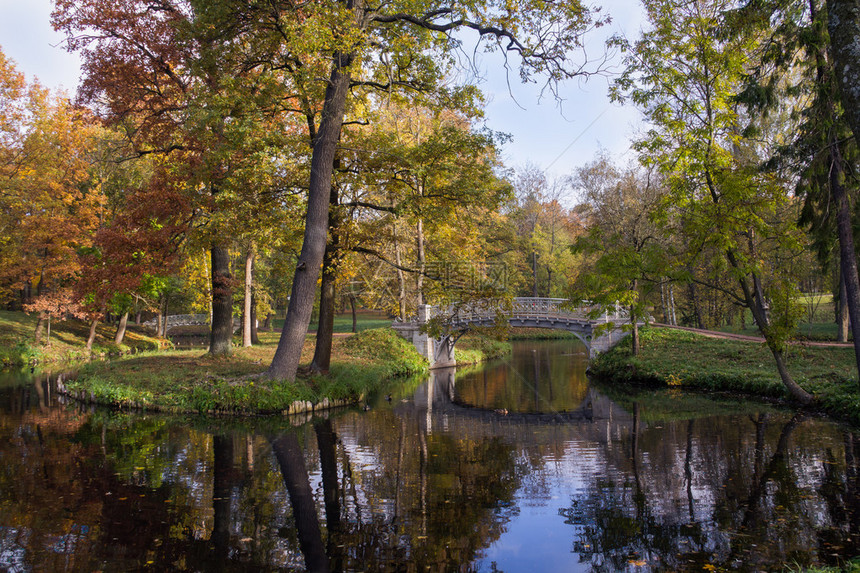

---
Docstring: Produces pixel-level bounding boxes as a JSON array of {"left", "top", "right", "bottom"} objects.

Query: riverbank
[
  {"left": 589, "top": 326, "right": 860, "bottom": 425},
  {"left": 0, "top": 310, "right": 163, "bottom": 367},
  {"left": 57, "top": 328, "right": 511, "bottom": 415}
]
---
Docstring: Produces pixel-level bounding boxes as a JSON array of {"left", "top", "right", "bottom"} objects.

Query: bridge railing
[
  {"left": 396, "top": 297, "right": 630, "bottom": 328},
  {"left": 510, "top": 297, "right": 585, "bottom": 317},
  {"left": 143, "top": 314, "right": 211, "bottom": 332},
  {"left": 442, "top": 297, "right": 606, "bottom": 324}
]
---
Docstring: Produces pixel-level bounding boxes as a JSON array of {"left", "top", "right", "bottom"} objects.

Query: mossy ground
[
  {"left": 62, "top": 328, "right": 431, "bottom": 414},
  {"left": 590, "top": 326, "right": 860, "bottom": 425},
  {"left": 0, "top": 310, "right": 163, "bottom": 367}
]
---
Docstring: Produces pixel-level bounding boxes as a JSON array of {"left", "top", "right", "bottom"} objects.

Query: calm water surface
[{"left": 1, "top": 339, "right": 858, "bottom": 571}]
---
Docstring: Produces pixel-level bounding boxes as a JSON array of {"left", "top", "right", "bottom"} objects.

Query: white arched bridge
[
  {"left": 142, "top": 314, "right": 241, "bottom": 336},
  {"left": 393, "top": 297, "right": 630, "bottom": 368}
]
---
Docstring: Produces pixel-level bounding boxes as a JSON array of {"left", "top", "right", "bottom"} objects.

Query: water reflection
[
  {"left": 0, "top": 343, "right": 858, "bottom": 571},
  {"left": 453, "top": 339, "right": 590, "bottom": 414}
]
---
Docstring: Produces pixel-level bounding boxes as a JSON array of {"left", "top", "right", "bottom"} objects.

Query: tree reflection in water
[
  {"left": 561, "top": 407, "right": 860, "bottom": 571},
  {"left": 0, "top": 354, "right": 859, "bottom": 571}
]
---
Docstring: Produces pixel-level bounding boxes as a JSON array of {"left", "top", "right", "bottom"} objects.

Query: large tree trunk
[
  {"left": 250, "top": 291, "right": 261, "bottom": 345},
  {"left": 114, "top": 311, "right": 129, "bottom": 345},
  {"left": 829, "top": 0, "right": 860, "bottom": 145},
  {"left": 210, "top": 245, "right": 234, "bottom": 355},
  {"left": 156, "top": 310, "right": 163, "bottom": 338},
  {"left": 243, "top": 245, "right": 255, "bottom": 348},
  {"left": 311, "top": 180, "right": 341, "bottom": 373},
  {"left": 830, "top": 143, "right": 860, "bottom": 376},
  {"left": 816, "top": 10, "right": 860, "bottom": 375},
  {"left": 267, "top": 49, "right": 354, "bottom": 381},
  {"left": 86, "top": 314, "right": 100, "bottom": 352},
  {"left": 669, "top": 284, "right": 677, "bottom": 325},
  {"left": 311, "top": 242, "right": 338, "bottom": 373},
  {"left": 349, "top": 294, "right": 357, "bottom": 333}
]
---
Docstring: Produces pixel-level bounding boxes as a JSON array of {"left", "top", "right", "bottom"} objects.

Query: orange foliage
[{"left": 0, "top": 49, "right": 104, "bottom": 306}]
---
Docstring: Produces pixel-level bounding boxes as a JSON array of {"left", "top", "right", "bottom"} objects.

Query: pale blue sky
[{"left": 0, "top": 0, "right": 645, "bottom": 185}]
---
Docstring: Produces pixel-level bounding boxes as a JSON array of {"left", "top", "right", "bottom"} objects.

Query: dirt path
[{"left": 651, "top": 322, "right": 854, "bottom": 348}]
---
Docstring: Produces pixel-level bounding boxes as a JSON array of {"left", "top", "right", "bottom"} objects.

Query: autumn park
[{"left": 4, "top": 0, "right": 860, "bottom": 570}]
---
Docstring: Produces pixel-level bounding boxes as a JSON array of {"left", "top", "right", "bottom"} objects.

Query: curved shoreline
[
  {"left": 589, "top": 326, "right": 860, "bottom": 426},
  {"left": 55, "top": 328, "right": 512, "bottom": 417}
]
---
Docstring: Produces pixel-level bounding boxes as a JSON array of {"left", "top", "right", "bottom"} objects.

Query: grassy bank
[
  {"left": 270, "top": 310, "right": 393, "bottom": 333},
  {"left": 60, "top": 328, "right": 429, "bottom": 415},
  {"left": 589, "top": 326, "right": 860, "bottom": 424},
  {"left": 456, "top": 334, "right": 511, "bottom": 364},
  {"left": 507, "top": 327, "right": 582, "bottom": 340},
  {"left": 0, "top": 310, "right": 164, "bottom": 367}
]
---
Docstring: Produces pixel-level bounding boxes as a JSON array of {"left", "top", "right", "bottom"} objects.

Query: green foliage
[
  {"left": 570, "top": 155, "right": 669, "bottom": 354},
  {"left": 609, "top": 0, "right": 816, "bottom": 395},
  {"left": 455, "top": 334, "right": 512, "bottom": 365},
  {"left": 591, "top": 326, "right": 860, "bottom": 425},
  {"left": 306, "top": 312, "right": 391, "bottom": 333}
]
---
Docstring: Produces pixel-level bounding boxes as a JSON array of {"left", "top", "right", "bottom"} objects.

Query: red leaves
[
  {"left": 23, "top": 289, "right": 87, "bottom": 321},
  {"left": 77, "top": 166, "right": 192, "bottom": 306}
]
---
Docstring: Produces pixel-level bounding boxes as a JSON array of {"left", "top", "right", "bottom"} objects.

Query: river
[{"left": 0, "top": 339, "right": 858, "bottom": 571}]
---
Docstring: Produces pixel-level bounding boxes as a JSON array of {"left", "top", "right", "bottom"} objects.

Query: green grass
[
  {"left": 62, "top": 328, "right": 429, "bottom": 415},
  {"left": 785, "top": 558, "right": 860, "bottom": 572},
  {"left": 269, "top": 310, "right": 393, "bottom": 334},
  {"left": 455, "top": 334, "right": 512, "bottom": 365},
  {"left": 590, "top": 326, "right": 860, "bottom": 425},
  {"left": 507, "top": 327, "right": 581, "bottom": 340},
  {"left": 716, "top": 293, "right": 850, "bottom": 341},
  {"left": 0, "top": 310, "right": 164, "bottom": 367}
]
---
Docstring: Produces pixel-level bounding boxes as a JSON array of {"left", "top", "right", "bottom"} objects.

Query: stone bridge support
[{"left": 393, "top": 305, "right": 456, "bottom": 369}]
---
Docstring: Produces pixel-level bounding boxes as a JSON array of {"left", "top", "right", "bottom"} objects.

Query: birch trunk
[{"left": 243, "top": 245, "right": 255, "bottom": 348}]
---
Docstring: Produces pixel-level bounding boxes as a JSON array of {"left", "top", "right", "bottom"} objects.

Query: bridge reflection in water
[{"left": 397, "top": 365, "right": 635, "bottom": 446}]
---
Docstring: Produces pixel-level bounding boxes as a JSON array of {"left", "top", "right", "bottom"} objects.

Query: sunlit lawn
[{"left": 592, "top": 326, "right": 860, "bottom": 425}]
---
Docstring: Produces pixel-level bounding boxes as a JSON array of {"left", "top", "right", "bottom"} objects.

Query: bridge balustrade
[
  {"left": 143, "top": 314, "right": 213, "bottom": 333},
  {"left": 398, "top": 297, "right": 631, "bottom": 368},
  {"left": 444, "top": 297, "right": 598, "bottom": 325}
]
